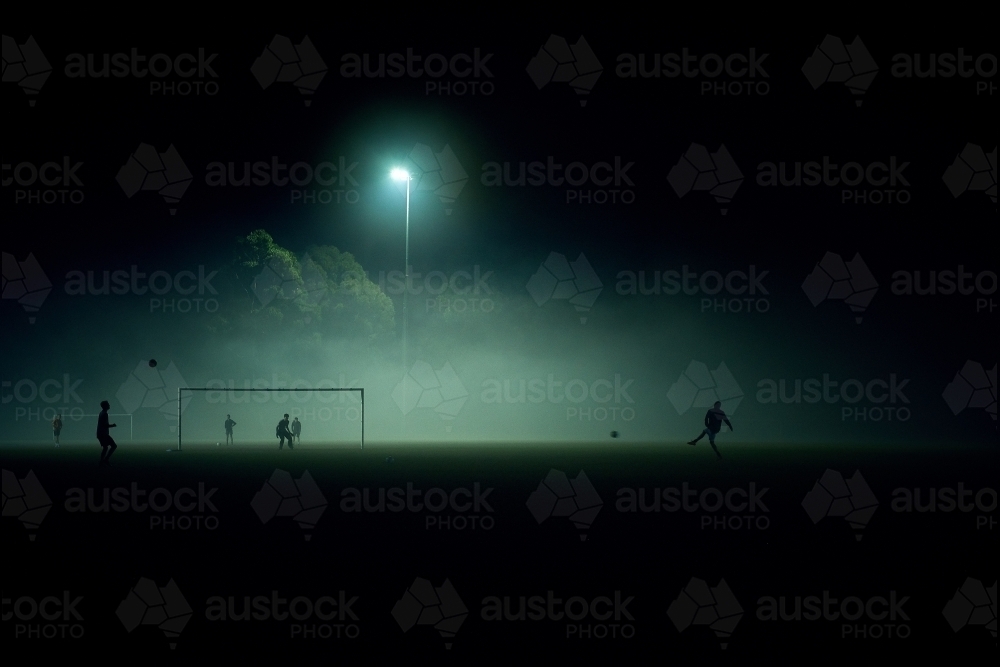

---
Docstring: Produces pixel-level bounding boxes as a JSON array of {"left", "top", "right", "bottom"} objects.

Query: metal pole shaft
[
  {"left": 402, "top": 178, "right": 410, "bottom": 437},
  {"left": 403, "top": 177, "right": 409, "bottom": 376},
  {"left": 177, "top": 388, "right": 181, "bottom": 451}
]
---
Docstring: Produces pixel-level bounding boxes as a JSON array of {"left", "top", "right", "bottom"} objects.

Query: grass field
[{"left": 3, "top": 440, "right": 996, "bottom": 662}]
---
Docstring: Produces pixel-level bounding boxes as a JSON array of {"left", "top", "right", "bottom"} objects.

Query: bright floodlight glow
[{"left": 391, "top": 168, "right": 410, "bottom": 181}]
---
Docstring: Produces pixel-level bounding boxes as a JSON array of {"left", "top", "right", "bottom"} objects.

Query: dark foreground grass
[{"left": 2, "top": 441, "right": 996, "bottom": 663}]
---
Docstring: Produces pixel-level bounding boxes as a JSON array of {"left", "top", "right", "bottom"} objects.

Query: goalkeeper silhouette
[{"left": 688, "top": 401, "right": 732, "bottom": 459}]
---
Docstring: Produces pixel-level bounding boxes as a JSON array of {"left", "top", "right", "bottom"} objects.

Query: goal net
[{"left": 176, "top": 387, "right": 364, "bottom": 450}]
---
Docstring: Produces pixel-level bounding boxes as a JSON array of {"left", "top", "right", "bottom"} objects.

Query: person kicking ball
[{"left": 688, "top": 401, "right": 732, "bottom": 459}]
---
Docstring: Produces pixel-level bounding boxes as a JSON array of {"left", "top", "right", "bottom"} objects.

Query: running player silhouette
[
  {"left": 97, "top": 400, "right": 118, "bottom": 466},
  {"left": 277, "top": 414, "right": 293, "bottom": 450}
]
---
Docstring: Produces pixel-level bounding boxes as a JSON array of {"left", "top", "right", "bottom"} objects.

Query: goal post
[{"left": 176, "top": 387, "right": 364, "bottom": 451}]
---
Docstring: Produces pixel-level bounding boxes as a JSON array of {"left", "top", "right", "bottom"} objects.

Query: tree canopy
[{"left": 212, "top": 230, "right": 395, "bottom": 343}]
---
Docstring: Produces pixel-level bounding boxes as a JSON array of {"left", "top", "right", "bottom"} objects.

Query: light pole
[{"left": 391, "top": 168, "right": 412, "bottom": 401}]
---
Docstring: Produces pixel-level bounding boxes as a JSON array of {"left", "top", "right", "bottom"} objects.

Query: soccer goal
[{"left": 176, "top": 387, "right": 364, "bottom": 451}]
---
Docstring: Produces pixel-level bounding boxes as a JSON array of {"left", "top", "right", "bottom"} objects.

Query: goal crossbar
[{"left": 176, "top": 387, "right": 364, "bottom": 451}]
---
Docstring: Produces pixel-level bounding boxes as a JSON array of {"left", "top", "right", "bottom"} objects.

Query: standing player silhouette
[
  {"left": 688, "top": 401, "right": 732, "bottom": 459},
  {"left": 97, "top": 400, "right": 118, "bottom": 466},
  {"left": 52, "top": 413, "right": 63, "bottom": 447},
  {"left": 224, "top": 414, "right": 236, "bottom": 445}
]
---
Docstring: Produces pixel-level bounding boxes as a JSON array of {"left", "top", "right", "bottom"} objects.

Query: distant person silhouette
[
  {"left": 224, "top": 414, "right": 236, "bottom": 445},
  {"left": 97, "top": 400, "right": 118, "bottom": 466},
  {"left": 277, "top": 413, "right": 293, "bottom": 449},
  {"left": 52, "top": 414, "right": 63, "bottom": 447},
  {"left": 688, "top": 401, "right": 732, "bottom": 459},
  {"left": 291, "top": 417, "right": 301, "bottom": 443}
]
